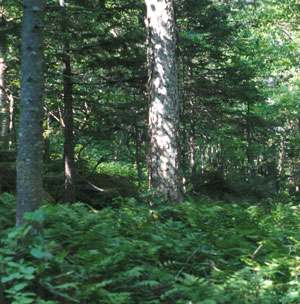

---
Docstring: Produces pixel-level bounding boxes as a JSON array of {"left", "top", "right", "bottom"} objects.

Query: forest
[{"left": 1, "top": 0, "right": 300, "bottom": 303}]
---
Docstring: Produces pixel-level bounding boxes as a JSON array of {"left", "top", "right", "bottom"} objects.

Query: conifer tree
[
  {"left": 16, "top": 0, "right": 45, "bottom": 226},
  {"left": 145, "top": 0, "right": 182, "bottom": 203}
]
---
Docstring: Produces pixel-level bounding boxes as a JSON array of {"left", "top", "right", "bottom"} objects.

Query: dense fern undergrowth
[{"left": 1, "top": 193, "right": 300, "bottom": 303}]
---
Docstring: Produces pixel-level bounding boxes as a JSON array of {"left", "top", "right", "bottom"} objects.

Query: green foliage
[
  {"left": 0, "top": 193, "right": 16, "bottom": 234},
  {"left": 3, "top": 0, "right": 300, "bottom": 301},
  {"left": 99, "top": 162, "right": 141, "bottom": 181},
  {"left": 0, "top": 201, "right": 58, "bottom": 304},
  {"left": 1, "top": 193, "right": 300, "bottom": 303},
  {"left": 98, "top": 162, "right": 147, "bottom": 190}
]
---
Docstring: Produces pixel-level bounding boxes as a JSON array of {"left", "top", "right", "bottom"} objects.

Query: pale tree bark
[
  {"left": 61, "top": 0, "right": 76, "bottom": 203},
  {"left": 16, "top": 0, "right": 45, "bottom": 227},
  {"left": 0, "top": 2, "right": 9, "bottom": 150},
  {"left": 145, "top": 0, "right": 182, "bottom": 203},
  {"left": 8, "top": 93, "right": 14, "bottom": 148}
]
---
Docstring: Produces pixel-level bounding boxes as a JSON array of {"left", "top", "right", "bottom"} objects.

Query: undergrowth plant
[{"left": 0, "top": 193, "right": 300, "bottom": 303}]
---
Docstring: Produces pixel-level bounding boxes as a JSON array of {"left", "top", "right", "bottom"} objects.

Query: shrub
[{"left": 1, "top": 193, "right": 300, "bottom": 303}]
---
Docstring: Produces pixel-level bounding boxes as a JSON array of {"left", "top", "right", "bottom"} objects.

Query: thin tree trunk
[
  {"left": 179, "top": 57, "right": 187, "bottom": 192},
  {"left": 201, "top": 149, "right": 205, "bottom": 174},
  {"left": 246, "top": 101, "right": 254, "bottom": 179},
  {"left": 0, "top": 2, "right": 9, "bottom": 150},
  {"left": 61, "top": 0, "right": 76, "bottom": 203},
  {"left": 209, "top": 145, "right": 214, "bottom": 165},
  {"left": 146, "top": 0, "right": 182, "bottom": 203},
  {"left": 267, "top": 144, "right": 278, "bottom": 193},
  {"left": 134, "top": 125, "right": 142, "bottom": 189},
  {"left": 133, "top": 92, "right": 142, "bottom": 189},
  {"left": 278, "top": 137, "right": 284, "bottom": 190},
  {"left": 16, "top": 0, "right": 45, "bottom": 227},
  {"left": 187, "top": 65, "right": 196, "bottom": 176},
  {"left": 8, "top": 93, "right": 14, "bottom": 149},
  {"left": 0, "top": 269, "right": 6, "bottom": 304},
  {"left": 189, "top": 122, "right": 196, "bottom": 174},
  {"left": 44, "top": 113, "right": 50, "bottom": 171}
]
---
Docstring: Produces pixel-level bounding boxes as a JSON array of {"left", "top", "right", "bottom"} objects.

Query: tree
[
  {"left": 145, "top": 0, "right": 182, "bottom": 203},
  {"left": 41, "top": 0, "right": 147, "bottom": 202},
  {"left": 60, "top": 0, "right": 76, "bottom": 203},
  {"left": 0, "top": 0, "right": 9, "bottom": 150},
  {"left": 16, "top": 0, "right": 45, "bottom": 227}
]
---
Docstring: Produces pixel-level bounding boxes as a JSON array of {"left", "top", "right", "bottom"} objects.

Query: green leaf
[
  {"left": 199, "top": 300, "right": 217, "bottom": 304},
  {"left": 24, "top": 209, "right": 46, "bottom": 224},
  {"left": 30, "top": 248, "right": 44, "bottom": 259},
  {"left": 96, "top": 280, "right": 113, "bottom": 288},
  {"left": 55, "top": 282, "right": 78, "bottom": 290},
  {"left": 13, "top": 282, "right": 28, "bottom": 291},
  {"left": 2, "top": 273, "right": 20, "bottom": 283},
  {"left": 12, "top": 298, "right": 34, "bottom": 304},
  {"left": 30, "top": 248, "right": 52, "bottom": 260},
  {"left": 21, "top": 266, "right": 36, "bottom": 275}
]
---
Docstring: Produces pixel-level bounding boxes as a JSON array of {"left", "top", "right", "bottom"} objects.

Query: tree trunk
[
  {"left": 44, "top": 113, "right": 50, "bottom": 171},
  {"left": 133, "top": 124, "right": 142, "bottom": 189},
  {"left": 246, "top": 101, "right": 254, "bottom": 179},
  {"left": 187, "top": 65, "right": 196, "bottom": 177},
  {"left": 0, "top": 3, "right": 9, "bottom": 150},
  {"left": 146, "top": 0, "right": 182, "bottom": 203},
  {"left": 61, "top": 0, "right": 76, "bottom": 203},
  {"left": 179, "top": 58, "right": 187, "bottom": 192},
  {"left": 8, "top": 93, "right": 14, "bottom": 149},
  {"left": 266, "top": 144, "right": 278, "bottom": 193},
  {"left": 278, "top": 136, "right": 284, "bottom": 190},
  {"left": 0, "top": 270, "right": 6, "bottom": 304},
  {"left": 16, "top": 0, "right": 45, "bottom": 227}
]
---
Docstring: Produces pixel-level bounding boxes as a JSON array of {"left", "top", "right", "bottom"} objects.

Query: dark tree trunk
[
  {"left": 189, "top": 120, "right": 196, "bottom": 175},
  {"left": 0, "top": 270, "right": 6, "bottom": 304},
  {"left": 62, "top": 50, "right": 76, "bottom": 203},
  {"left": 44, "top": 113, "right": 50, "bottom": 171},
  {"left": 61, "top": 0, "right": 76, "bottom": 203},
  {"left": 16, "top": 0, "right": 45, "bottom": 227},
  {"left": 246, "top": 101, "right": 254, "bottom": 179},
  {"left": 187, "top": 65, "right": 196, "bottom": 177},
  {"left": 181, "top": 100, "right": 187, "bottom": 192},
  {"left": 266, "top": 144, "right": 278, "bottom": 193},
  {"left": 179, "top": 58, "right": 187, "bottom": 192},
  {"left": 146, "top": 0, "right": 182, "bottom": 203},
  {"left": 134, "top": 125, "right": 142, "bottom": 189}
]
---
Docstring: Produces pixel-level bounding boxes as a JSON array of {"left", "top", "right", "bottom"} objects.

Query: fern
[{"left": 2, "top": 195, "right": 300, "bottom": 303}]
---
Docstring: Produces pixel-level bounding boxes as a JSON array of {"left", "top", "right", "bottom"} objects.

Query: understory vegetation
[
  {"left": 1, "top": 192, "right": 300, "bottom": 304},
  {"left": 2, "top": 0, "right": 300, "bottom": 303}
]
